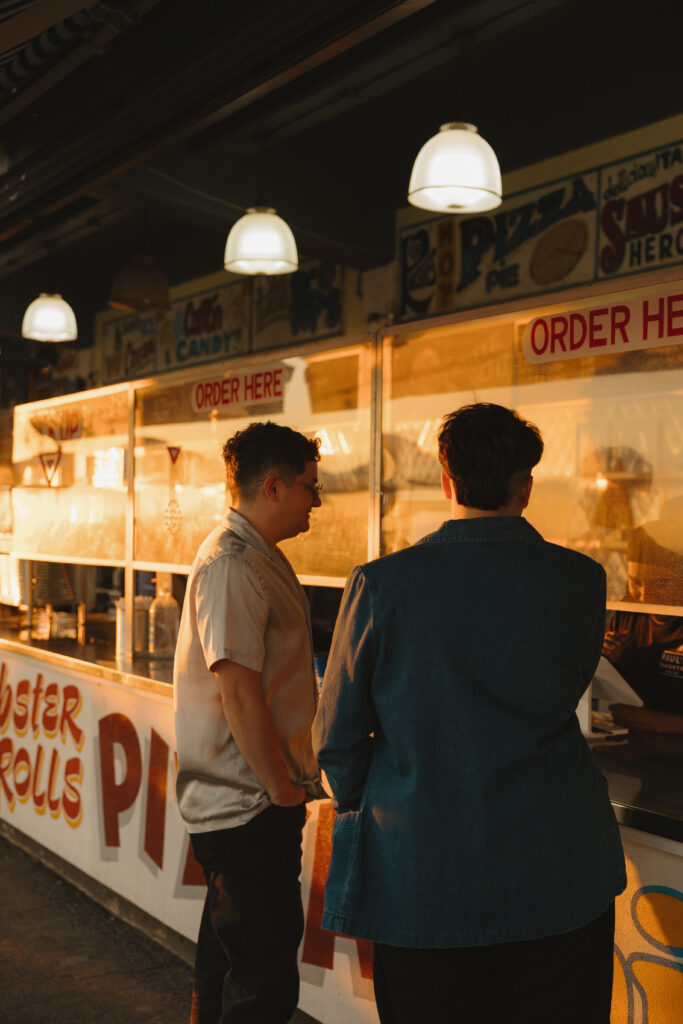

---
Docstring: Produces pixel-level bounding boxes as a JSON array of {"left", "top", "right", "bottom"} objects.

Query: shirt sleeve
[
  {"left": 312, "top": 565, "right": 378, "bottom": 812},
  {"left": 194, "top": 554, "right": 268, "bottom": 673}
]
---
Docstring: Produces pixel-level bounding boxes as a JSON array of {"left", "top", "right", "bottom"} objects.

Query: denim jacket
[{"left": 312, "top": 517, "right": 626, "bottom": 948}]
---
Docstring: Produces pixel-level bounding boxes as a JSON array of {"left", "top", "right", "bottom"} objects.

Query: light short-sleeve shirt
[{"left": 174, "top": 508, "right": 323, "bottom": 833}]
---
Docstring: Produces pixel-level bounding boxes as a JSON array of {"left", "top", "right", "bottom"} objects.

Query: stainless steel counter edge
[
  {"left": 0, "top": 637, "right": 173, "bottom": 697},
  {"left": 609, "top": 801, "right": 683, "bottom": 846}
]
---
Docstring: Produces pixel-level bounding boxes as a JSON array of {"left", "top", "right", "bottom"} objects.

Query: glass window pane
[
  {"left": 12, "top": 390, "right": 129, "bottom": 562},
  {"left": 382, "top": 287, "right": 683, "bottom": 612},
  {"left": 134, "top": 344, "right": 373, "bottom": 579}
]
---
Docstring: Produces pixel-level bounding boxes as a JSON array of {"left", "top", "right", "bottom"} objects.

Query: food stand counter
[{"left": 3, "top": 285, "right": 683, "bottom": 1022}]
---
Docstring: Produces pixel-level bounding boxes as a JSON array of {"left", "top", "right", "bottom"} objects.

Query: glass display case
[
  {"left": 9, "top": 282, "right": 683, "bottom": 676},
  {"left": 133, "top": 341, "right": 374, "bottom": 581},
  {"left": 8, "top": 337, "right": 376, "bottom": 670},
  {"left": 12, "top": 387, "right": 130, "bottom": 563}
]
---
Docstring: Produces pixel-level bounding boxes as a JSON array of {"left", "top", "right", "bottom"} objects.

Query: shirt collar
[{"left": 224, "top": 507, "right": 274, "bottom": 558}]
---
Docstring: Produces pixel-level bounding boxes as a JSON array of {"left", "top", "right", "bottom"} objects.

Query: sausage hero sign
[{"left": 521, "top": 287, "right": 683, "bottom": 364}]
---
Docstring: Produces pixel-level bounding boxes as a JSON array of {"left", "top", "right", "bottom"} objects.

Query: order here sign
[
  {"left": 191, "top": 364, "right": 286, "bottom": 413},
  {"left": 521, "top": 288, "right": 683, "bottom": 364}
]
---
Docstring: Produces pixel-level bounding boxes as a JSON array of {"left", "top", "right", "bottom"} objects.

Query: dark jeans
[
  {"left": 373, "top": 902, "right": 615, "bottom": 1024},
  {"left": 189, "top": 802, "right": 307, "bottom": 1024}
]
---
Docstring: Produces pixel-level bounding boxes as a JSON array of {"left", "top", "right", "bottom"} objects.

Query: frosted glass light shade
[
  {"left": 224, "top": 207, "right": 298, "bottom": 275},
  {"left": 21, "top": 293, "right": 77, "bottom": 342},
  {"left": 408, "top": 122, "right": 502, "bottom": 213}
]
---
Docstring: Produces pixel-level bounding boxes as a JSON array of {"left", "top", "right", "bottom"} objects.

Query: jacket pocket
[
  {"left": 333, "top": 808, "right": 363, "bottom": 831},
  {"left": 328, "top": 809, "right": 364, "bottom": 912}
]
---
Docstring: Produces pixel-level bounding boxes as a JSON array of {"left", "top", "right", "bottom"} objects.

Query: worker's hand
[
  {"left": 610, "top": 704, "right": 679, "bottom": 737},
  {"left": 602, "top": 631, "right": 630, "bottom": 661}
]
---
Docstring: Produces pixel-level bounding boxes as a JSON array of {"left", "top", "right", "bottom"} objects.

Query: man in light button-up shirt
[{"left": 174, "top": 421, "right": 326, "bottom": 1024}]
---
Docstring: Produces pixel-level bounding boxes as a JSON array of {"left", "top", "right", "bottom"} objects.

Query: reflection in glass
[
  {"left": 382, "top": 299, "right": 683, "bottom": 612},
  {"left": 12, "top": 390, "right": 129, "bottom": 561}
]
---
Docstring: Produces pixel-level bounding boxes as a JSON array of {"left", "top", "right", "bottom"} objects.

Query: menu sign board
[
  {"left": 401, "top": 175, "right": 598, "bottom": 319},
  {"left": 598, "top": 141, "right": 683, "bottom": 279},
  {"left": 252, "top": 261, "right": 344, "bottom": 351},
  {"left": 521, "top": 286, "right": 683, "bottom": 364},
  {"left": 101, "top": 312, "right": 158, "bottom": 382},
  {"left": 100, "top": 280, "right": 250, "bottom": 384},
  {"left": 161, "top": 279, "right": 250, "bottom": 371},
  {"left": 399, "top": 138, "right": 683, "bottom": 323}
]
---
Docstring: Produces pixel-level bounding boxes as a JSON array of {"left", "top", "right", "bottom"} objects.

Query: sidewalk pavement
[{"left": 0, "top": 829, "right": 319, "bottom": 1024}]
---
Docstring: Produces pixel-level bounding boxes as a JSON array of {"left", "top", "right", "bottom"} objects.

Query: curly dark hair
[
  {"left": 438, "top": 403, "right": 543, "bottom": 510},
  {"left": 223, "top": 421, "right": 320, "bottom": 499}
]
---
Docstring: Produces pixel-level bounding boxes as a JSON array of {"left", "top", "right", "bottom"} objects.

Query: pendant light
[
  {"left": 108, "top": 253, "right": 170, "bottom": 312},
  {"left": 224, "top": 206, "right": 298, "bottom": 276},
  {"left": 21, "top": 293, "right": 77, "bottom": 342},
  {"left": 407, "top": 122, "right": 502, "bottom": 214}
]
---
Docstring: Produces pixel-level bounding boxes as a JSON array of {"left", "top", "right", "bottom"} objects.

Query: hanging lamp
[
  {"left": 21, "top": 293, "right": 78, "bottom": 342},
  {"left": 108, "top": 253, "right": 170, "bottom": 312},
  {"left": 408, "top": 122, "right": 502, "bottom": 214},
  {"left": 224, "top": 206, "right": 298, "bottom": 276}
]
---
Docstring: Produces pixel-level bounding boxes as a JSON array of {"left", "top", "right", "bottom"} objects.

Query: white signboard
[
  {"left": 521, "top": 285, "right": 683, "bottom": 363},
  {"left": 252, "top": 262, "right": 344, "bottom": 351},
  {"left": 0, "top": 647, "right": 378, "bottom": 1024},
  {"left": 101, "top": 312, "right": 159, "bottom": 383},
  {"left": 598, "top": 141, "right": 683, "bottom": 280},
  {"left": 399, "top": 138, "right": 683, "bottom": 323},
  {"left": 190, "top": 363, "right": 287, "bottom": 413},
  {"left": 161, "top": 280, "right": 250, "bottom": 372},
  {"left": 400, "top": 174, "right": 598, "bottom": 319}
]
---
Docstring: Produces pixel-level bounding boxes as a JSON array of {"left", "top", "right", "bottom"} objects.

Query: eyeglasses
[
  {"left": 256, "top": 476, "right": 322, "bottom": 497},
  {"left": 300, "top": 481, "right": 323, "bottom": 498}
]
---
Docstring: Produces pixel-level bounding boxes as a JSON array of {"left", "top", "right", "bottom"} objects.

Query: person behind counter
[
  {"left": 174, "top": 421, "right": 327, "bottom": 1024},
  {"left": 605, "top": 523, "right": 683, "bottom": 735},
  {"left": 313, "top": 403, "right": 626, "bottom": 1024}
]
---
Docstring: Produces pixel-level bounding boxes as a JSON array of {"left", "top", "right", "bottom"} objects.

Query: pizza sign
[
  {"left": 398, "top": 138, "right": 683, "bottom": 323},
  {"left": 400, "top": 173, "right": 599, "bottom": 319}
]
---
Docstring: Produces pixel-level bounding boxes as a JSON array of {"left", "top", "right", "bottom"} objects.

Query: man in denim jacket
[{"left": 313, "top": 403, "right": 626, "bottom": 1024}]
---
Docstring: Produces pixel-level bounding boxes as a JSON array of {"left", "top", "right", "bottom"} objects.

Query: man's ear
[
  {"left": 262, "top": 474, "right": 279, "bottom": 500},
  {"left": 519, "top": 474, "right": 533, "bottom": 509},
  {"left": 441, "top": 469, "right": 453, "bottom": 501}
]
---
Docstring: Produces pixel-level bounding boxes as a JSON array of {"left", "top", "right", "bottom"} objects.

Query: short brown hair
[
  {"left": 223, "top": 421, "right": 320, "bottom": 499},
  {"left": 438, "top": 403, "right": 543, "bottom": 510}
]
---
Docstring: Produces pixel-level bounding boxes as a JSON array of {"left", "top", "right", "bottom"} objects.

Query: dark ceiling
[{"left": 0, "top": 0, "right": 681, "bottom": 361}]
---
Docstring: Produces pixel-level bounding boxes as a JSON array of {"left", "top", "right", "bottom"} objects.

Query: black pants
[
  {"left": 373, "top": 903, "right": 615, "bottom": 1024},
  {"left": 189, "top": 803, "right": 306, "bottom": 1024}
]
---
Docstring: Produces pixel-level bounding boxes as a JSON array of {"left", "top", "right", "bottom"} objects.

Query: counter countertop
[
  {"left": 0, "top": 632, "right": 173, "bottom": 693},
  {"left": 0, "top": 632, "right": 680, "bottom": 845},
  {"left": 593, "top": 736, "right": 683, "bottom": 845}
]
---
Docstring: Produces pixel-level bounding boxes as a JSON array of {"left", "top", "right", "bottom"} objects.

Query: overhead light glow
[
  {"left": 22, "top": 293, "right": 78, "bottom": 342},
  {"left": 408, "top": 122, "right": 502, "bottom": 214},
  {"left": 224, "top": 207, "right": 298, "bottom": 276}
]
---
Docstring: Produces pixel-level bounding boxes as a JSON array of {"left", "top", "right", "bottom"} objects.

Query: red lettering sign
[
  {"left": 191, "top": 365, "right": 286, "bottom": 413},
  {"left": 523, "top": 289, "right": 683, "bottom": 364},
  {"left": 601, "top": 174, "right": 683, "bottom": 274},
  {"left": 144, "top": 729, "right": 169, "bottom": 869},
  {"left": 98, "top": 713, "right": 142, "bottom": 847}
]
